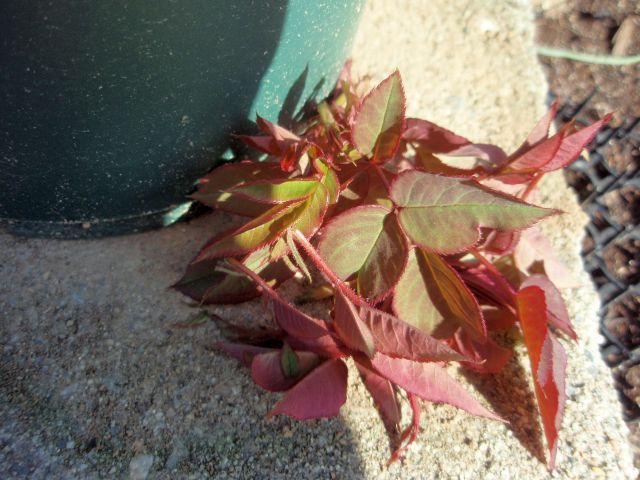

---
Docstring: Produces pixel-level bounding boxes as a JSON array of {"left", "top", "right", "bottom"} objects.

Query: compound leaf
[{"left": 391, "top": 171, "right": 556, "bottom": 254}]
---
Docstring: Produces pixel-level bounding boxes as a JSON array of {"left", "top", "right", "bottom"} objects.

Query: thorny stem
[
  {"left": 469, "top": 247, "right": 516, "bottom": 298},
  {"left": 388, "top": 393, "right": 421, "bottom": 465},
  {"left": 291, "top": 229, "right": 366, "bottom": 307}
]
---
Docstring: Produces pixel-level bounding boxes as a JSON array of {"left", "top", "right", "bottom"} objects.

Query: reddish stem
[
  {"left": 388, "top": 393, "right": 421, "bottom": 465},
  {"left": 371, "top": 162, "right": 392, "bottom": 194},
  {"left": 291, "top": 229, "right": 365, "bottom": 306},
  {"left": 521, "top": 173, "right": 544, "bottom": 201}
]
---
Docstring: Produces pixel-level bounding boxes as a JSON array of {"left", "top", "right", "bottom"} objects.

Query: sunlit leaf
[
  {"left": 268, "top": 359, "right": 348, "bottom": 420},
  {"left": 515, "top": 228, "right": 580, "bottom": 289},
  {"left": 517, "top": 285, "right": 567, "bottom": 470},
  {"left": 371, "top": 353, "right": 503, "bottom": 421},
  {"left": 352, "top": 70, "right": 406, "bottom": 163},
  {"left": 393, "top": 248, "right": 485, "bottom": 340},
  {"left": 318, "top": 205, "right": 408, "bottom": 301},
  {"left": 333, "top": 290, "right": 376, "bottom": 358},
  {"left": 520, "top": 275, "right": 576, "bottom": 340},
  {"left": 194, "top": 200, "right": 307, "bottom": 261},
  {"left": 391, "top": 171, "right": 556, "bottom": 254},
  {"left": 230, "top": 178, "right": 321, "bottom": 204},
  {"left": 358, "top": 304, "right": 464, "bottom": 362}
]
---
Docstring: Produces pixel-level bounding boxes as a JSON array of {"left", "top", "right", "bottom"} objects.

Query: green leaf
[
  {"left": 352, "top": 70, "right": 406, "bottom": 163},
  {"left": 194, "top": 200, "right": 307, "bottom": 261},
  {"left": 280, "top": 343, "right": 300, "bottom": 378},
  {"left": 318, "top": 205, "right": 408, "bottom": 301},
  {"left": 230, "top": 178, "right": 321, "bottom": 204},
  {"left": 286, "top": 229, "right": 312, "bottom": 283},
  {"left": 314, "top": 159, "right": 340, "bottom": 205},
  {"left": 393, "top": 249, "right": 485, "bottom": 340},
  {"left": 391, "top": 171, "right": 557, "bottom": 254},
  {"left": 190, "top": 160, "right": 283, "bottom": 216},
  {"left": 290, "top": 182, "right": 329, "bottom": 238}
]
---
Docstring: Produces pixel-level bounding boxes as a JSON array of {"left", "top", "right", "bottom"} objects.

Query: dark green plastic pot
[{"left": 0, "top": 0, "right": 364, "bottom": 238}]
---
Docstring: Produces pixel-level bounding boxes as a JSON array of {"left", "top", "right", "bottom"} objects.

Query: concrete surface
[{"left": 1, "top": 0, "right": 636, "bottom": 478}]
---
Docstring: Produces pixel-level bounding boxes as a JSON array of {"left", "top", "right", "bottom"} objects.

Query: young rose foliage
[{"left": 174, "top": 66, "right": 610, "bottom": 469}]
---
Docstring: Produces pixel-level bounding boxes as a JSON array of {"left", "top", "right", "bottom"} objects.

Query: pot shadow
[{"left": 461, "top": 355, "right": 547, "bottom": 465}]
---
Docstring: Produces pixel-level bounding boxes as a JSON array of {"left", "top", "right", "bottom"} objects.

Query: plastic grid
[{"left": 555, "top": 96, "right": 640, "bottom": 378}]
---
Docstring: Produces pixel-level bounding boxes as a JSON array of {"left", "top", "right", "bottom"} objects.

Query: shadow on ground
[{"left": 462, "top": 354, "right": 546, "bottom": 465}]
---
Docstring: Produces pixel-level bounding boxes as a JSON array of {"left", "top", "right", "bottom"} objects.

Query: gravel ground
[{"left": 1, "top": 1, "right": 636, "bottom": 478}]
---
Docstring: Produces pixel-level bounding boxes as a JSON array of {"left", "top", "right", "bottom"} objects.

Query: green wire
[{"left": 536, "top": 45, "right": 640, "bottom": 66}]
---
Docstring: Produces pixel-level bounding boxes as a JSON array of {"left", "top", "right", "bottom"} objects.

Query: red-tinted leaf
[
  {"left": 403, "top": 119, "right": 507, "bottom": 166},
  {"left": 268, "top": 359, "right": 349, "bottom": 420},
  {"left": 352, "top": 70, "right": 406, "bottom": 163},
  {"left": 173, "top": 245, "right": 293, "bottom": 305},
  {"left": 414, "top": 147, "right": 481, "bottom": 177},
  {"left": 230, "top": 178, "right": 321, "bottom": 204},
  {"left": 519, "top": 100, "right": 559, "bottom": 153},
  {"left": 371, "top": 353, "right": 503, "bottom": 421},
  {"left": 289, "top": 182, "right": 329, "bottom": 238},
  {"left": 481, "top": 305, "right": 518, "bottom": 331},
  {"left": 250, "top": 350, "right": 320, "bottom": 392},
  {"left": 541, "top": 114, "right": 612, "bottom": 172},
  {"left": 190, "top": 160, "right": 283, "bottom": 216},
  {"left": 218, "top": 342, "right": 276, "bottom": 368},
  {"left": 194, "top": 200, "right": 307, "bottom": 261},
  {"left": 318, "top": 205, "right": 408, "bottom": 301},
  {"left": 393, "top": 248, "right": 485, "bottom": 340},
  {"left": 238, "top": 115, "right": 300, "bottom": 154},
  {"left": 515, "top": 228, "right": 580, "bottom": 289},
  {"left": 256, "top": 114, "right": 300, "bottom": 142},
  {"left": 285, "top": 334, "right": 346, "bottom": 359},
  {"left": 517, "top": 286, "right": 567, "bottom": 470},
  {"left": 227, "top": 256, "right": 332, "bottom": 341},
  {"left": 359, "top": 304, "right": 464, "bottom": 362},
  {"left": 461, "top": 266, "right": 515, "bottom": 309},
  {"left": 402, "top": 118, "right": 470, "bottom": 152},
  {"left": 454, "top": 329, "right": 513, "bottom": 374},
  {"left": 521, "top": 275, "right": 577, "bottom": 340},
  {"left": 505, "top": 129, "right": 565, "bottom": 173},
  {"left": 482, "top": 229, "right": 521, "bottom": 256},
  {"left": 334, "top": 290, "right": 376, "bottom": 357},
  {"left": 445, "top": 143, "right": 508, "bottom": 166},
  {"left": 504, "top": 114, "right": 612, "bottom": 175},
  {"left": 271, "top": 295, "right": 330, "bottom": 339},
  {"left": 356, "top": 361, "right": 402, "bottom": 429},
  {"left": 391, "top": 171, "right": 556, "bottom": 254}
]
